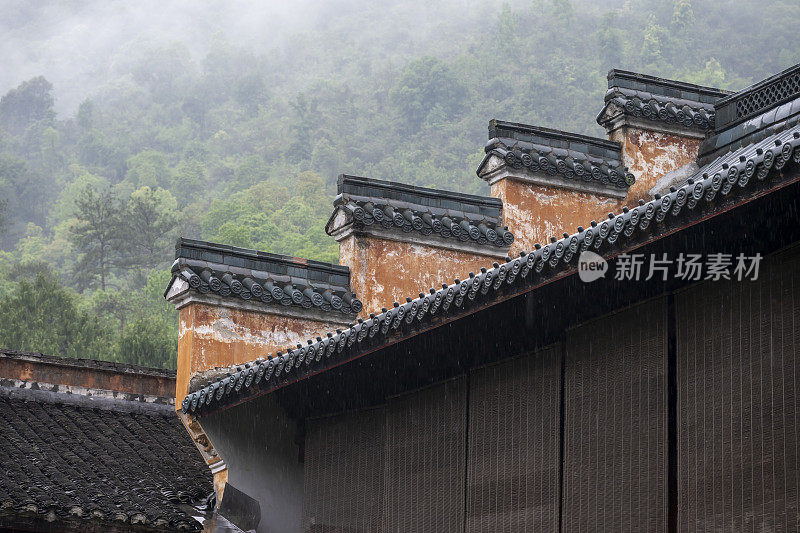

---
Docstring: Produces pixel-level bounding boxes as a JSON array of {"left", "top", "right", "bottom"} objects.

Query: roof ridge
[
  {"left": 489, "top": 119, "right": 621, "bottom": 151},
  {"left": 337, "top": 174, "right": 503, "bottom": 209},
  {"left": 328, "top": 195, "right": 513, "bottom": 252},
  {"left": 0, "top": 349, "right": 176, "bottom": 378},
  {"left": 169, "top": 239, "right": 363, "bottom": 316},
  {"left": 716, "top": 62, "right": 800, "bottom": 107},
  {"left": 713, "top": 62, "right": 800, "bottom": 133},
  {"left": 607, "top": 68, "right": 730, "bottom": 99},
  {"left": 175, "top": 238, "right": 350, "bottom": 274},
  {"left": 478, "top": 120, "right": 634, "bottom": 192},
  {"left": 0, "top": 384, "right": 175, "bottom": 414},
  {"left": 181, "top": 123, "right": 800, "bottom": 415}
]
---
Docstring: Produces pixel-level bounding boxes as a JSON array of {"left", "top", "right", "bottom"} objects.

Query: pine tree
[{"left": 69, "top": 185, "right": 124, "bottom": 291}]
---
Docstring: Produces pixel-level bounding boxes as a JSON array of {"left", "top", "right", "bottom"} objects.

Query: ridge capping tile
[
  {"left": 168, "top": 239, "right": 362, "bottom": 317},
  {"left": 330, "top": 175, "right": 514, "bottom": 251}
]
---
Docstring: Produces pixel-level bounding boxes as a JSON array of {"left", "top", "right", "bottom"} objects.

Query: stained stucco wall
[
  {"left": 0, "top": 353, "right": 174, "bottom": 398},
  {"left": 490, "top": 178, "right": 624, "bottom": 256},
  {"left": 338, "top": 235, "right": 502, "bottom": 317},
  {"left": 176, "top": 302, "right": 345, "bottom": 405},
  {"left": 488, "top": 127, "right": 703, "bottom": 255},
  {"left": 610, "top": 126, "right": 703, "bottom": 205}
]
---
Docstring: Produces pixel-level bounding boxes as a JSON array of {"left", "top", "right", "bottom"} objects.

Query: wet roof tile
[{"left": 0, "top": 388, "right": 212, "bottom": 531}]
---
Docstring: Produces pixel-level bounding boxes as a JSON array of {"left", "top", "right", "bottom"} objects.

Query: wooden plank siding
[
  {"left": 299, "top": 248, "right": 800, "bottom": 532},
  {"left": 302, "top": 407, "right": 386, "bottom": 533},
  {"left": 562, "top": 298, "right": 669, "bottom": 532},
  {"left": 384, "top": 377, "right": 468, "bottom": 533},
  {"left": 677, "top": 246, "right": 800, "bottom": 531},
  {"left": 466, "top": 345, "right": 562, "bottom": 532}
]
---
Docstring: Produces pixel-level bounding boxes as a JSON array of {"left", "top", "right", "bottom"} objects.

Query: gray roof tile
[
  {"left": 478, "top": 120, "right": 634, "bottom": 190},
  {"left": 181, "top": 119, "right": 800, "bottom": 417},
  {"left": 0, "top": 386, "right": 211, "bottom": 531},
  {"left": 329, "top": 175, "right": 513, "bottom": 250},
  {"left": 169, "top": 239, "right": 362, "bottom": 316}
]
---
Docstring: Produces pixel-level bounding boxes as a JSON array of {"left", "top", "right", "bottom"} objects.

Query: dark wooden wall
[
  {"left": 302, "top": 407, "right": 385, "bottom": 532},
  {"left": 467, "top": 345, "right": 561, "bottom": 532},
  {"left": 300, "top": 350, "right": 562, "bottom": 533},
  {"left": 384, "top": 377, "right": 467, "bottom": 533},
  {"left": 562, "top": 298, "right": 668, "bottom": 532},
  {"left": 299, "top": 248, "right": 799, "bottom": 533},
  {"left": 677, "top": 246, "right": 800, "bottom": 531}
]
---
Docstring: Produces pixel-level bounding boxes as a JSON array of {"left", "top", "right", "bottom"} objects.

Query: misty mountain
[
  {"left": 0, "top": 0, "right": 798, "bottom": 367},
  {"left": 1, "top": 0, "right": 530, "bottom": 113}
]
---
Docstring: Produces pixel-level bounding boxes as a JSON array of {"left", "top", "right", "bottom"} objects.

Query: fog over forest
[
  {"left": 2, "top": 0, "right": 532, "bottom": 112},
  {"left": 0, "top": 0, "right": 798, "bottom": 367}
]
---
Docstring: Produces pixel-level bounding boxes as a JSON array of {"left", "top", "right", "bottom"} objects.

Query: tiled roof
[
  {"left": 327, "top": 174, "right": 514, "bottom": 249},
  {"left": 715, "top": 63, "right": 800, "bottom": 131},
  {"left": 0, "top": 385, "right": 212, "bottom": 531},
  {"left": 181, "top": 115, "right": 800, "bottom": 415},
  {"left": 597, "top": 69, "right": 730, "bottom": 132},
  {"left": 167, "top": 238, "right": 363, "bottom": 315},
  {"left": 695, "top": 121, "right": 800, "bottom": 189},
  {"left": 700, "top": 63, "right": 800, "bottom": 164},
  {"left": 477, "top": 120, "right": 635, "bottom": 190}
]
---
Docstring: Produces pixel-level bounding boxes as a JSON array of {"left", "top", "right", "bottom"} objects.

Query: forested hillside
[{"left": 1, "top": 0, "right": 798, "bottom": 367}]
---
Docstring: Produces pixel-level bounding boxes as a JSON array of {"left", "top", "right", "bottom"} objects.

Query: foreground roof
[
  {"left": 0, "top": 351, "right": 212, "bottom": 532},
  {"left": 183, "top": 144, "right": 800, "bottom": 415}
]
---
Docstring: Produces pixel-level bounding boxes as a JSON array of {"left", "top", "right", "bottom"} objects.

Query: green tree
[
  {"left": 390, "top": 56, "right": 467, "bottom": 132},
  {"left": 90, "top": 290, "right": 134, "bottom": 334},
  {"left": 0, "top": 152, "right": 49, "bottom": 227},
  {"left": 170, "top": 159, "right": 206, "bottom": 205},
  {"left": 69, "top": 185, "right": 124, "bottom": 291},
  {"left": 122, "top": 186, "right": 178, "bottom": 269},
  {"left": 117, "top": 269, "right": 177, "bottom": 369},
  {"left": 130, "top": 42, "right": 196, "bottom": 104},
  {"left": 0, "top": 76, "right": 55, "bottom": 134},
  {"left": 597, "top": 12, "right": 624, "bottom": 67},
  {"left": 76, "top": 99, "right": 94, "bottom": 130},
  {"left": 52, "top": 167, "right": 110, "bottom": 223},
  {"left": 232, "top": 156, "right": 269, "bottom": 190},
  {"left": 551, "top": 0, "right": 575, "bottom": 25},
  {"left": 234, "top": 72, "right": 268, "bottom": 114},
  {"left": 0, "top": 198, "right": 7, "bottom": 237},
  {"left": 685, "top": 58, "right": 727, "bottom": 88},
  {"left": 493, "top": 3, "right": 519, "bottom": 56},
  {"left": 119, "top": 317, "right": 176, "bottom": 369},
  {"left": 641, "top": 14, "right": 668, "bottom": 66},
  {"left": 213, "top": 221, "right": 255, "bottom": 248},
  {"left": 671, "top": 0, "right": 695, "bottom": 33},
  {"left": 0, "top": 154, "right": 26, "bottom": 217},
  {"left": 0, "top": 272, "right": 113, "bottom": 359},
  {"left": 125, "top": 150, "right": 171, "bottom": 189}
]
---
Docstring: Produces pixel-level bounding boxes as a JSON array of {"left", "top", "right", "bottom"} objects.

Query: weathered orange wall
[
  {"left": 339, "top": 235, "right": 501, "bottom": 317},
  {"left": 610, "top": 126, "right": 703, "bottom": 205},
  {"left": 490, "top": 179, "right": 625, "bottom": 255},
  {"left": 0, "top": 351, "right": 174, "bottom": 398},
  {"left": 213, "top": 469, "right": 228, "bottom": 504},
  {"left": 176, "top": 302, "right": 344, "bottom": 405}
]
